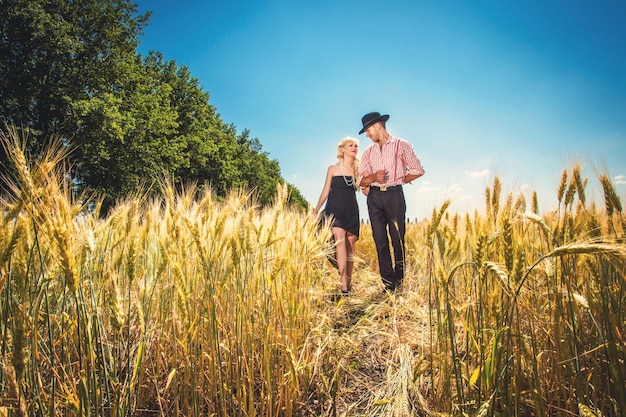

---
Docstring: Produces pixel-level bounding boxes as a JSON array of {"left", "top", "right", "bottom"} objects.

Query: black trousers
[{"left": 367, "top": 187, "right": 406, "bottom": 290}]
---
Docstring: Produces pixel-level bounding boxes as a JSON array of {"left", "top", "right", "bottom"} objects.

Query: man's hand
[{"left": 404, "top": 173, "right": 422, "bottom": 184}]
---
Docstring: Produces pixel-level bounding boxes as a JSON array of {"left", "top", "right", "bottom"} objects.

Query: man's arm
[
  {"left": 404, "top": 172, "right": 422, "bottom": 184},
  {"left": 361, "top": 170, "right": 386, "bottom": 187},
  {"left": 401, "top": 140, "right": 425, "bottom": 184}
]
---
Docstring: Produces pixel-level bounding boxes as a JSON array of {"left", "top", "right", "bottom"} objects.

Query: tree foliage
[{"left": 0, "top": 0, "right": 308, "bottom": 211}]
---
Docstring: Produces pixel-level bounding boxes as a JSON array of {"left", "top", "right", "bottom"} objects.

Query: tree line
[{"left": 0, "top": 0, "right": 308, "bottom": 212}]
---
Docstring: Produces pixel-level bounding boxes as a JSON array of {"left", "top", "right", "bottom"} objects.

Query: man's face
[{"left": 365, "top": 123, "right": 380, "bottom": 142}]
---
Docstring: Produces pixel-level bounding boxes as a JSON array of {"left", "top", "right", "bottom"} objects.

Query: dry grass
[{"left": 1, "top": 126, "right": 624, "bottom": 416}]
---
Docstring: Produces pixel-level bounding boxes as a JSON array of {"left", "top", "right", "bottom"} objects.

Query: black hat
[{"left": 359, "top": 112, "right": 390, "bottom": 134}]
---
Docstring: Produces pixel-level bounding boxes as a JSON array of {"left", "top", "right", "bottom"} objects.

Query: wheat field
[{"left": 1, "top": 125, "right": 624, "bottom": 416}]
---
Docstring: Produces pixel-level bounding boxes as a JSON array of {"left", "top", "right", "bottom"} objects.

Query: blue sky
[{"left": 136, "top": 0, "right": 626, "bottom": 221}]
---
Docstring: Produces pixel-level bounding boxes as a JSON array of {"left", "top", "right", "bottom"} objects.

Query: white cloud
[
  {"left": 614, "top": 175, "right": 626, "bottom": 185},
  {"left": 418, "top": 185, "right": 438, "bottom": 192},
  {"left": 446, "top": 184, "right": 462, "bottom": 195},
  {"left": 467, "top": 169, "right": 490, "bottom": 178}
]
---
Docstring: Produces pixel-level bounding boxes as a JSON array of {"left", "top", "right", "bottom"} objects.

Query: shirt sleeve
[{"left": 401, "top": 140, "right": 425, "bottom": 177}]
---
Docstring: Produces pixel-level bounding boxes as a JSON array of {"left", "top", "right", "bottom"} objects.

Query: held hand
[{"left": 375, "top": 170, "right": 386, "bottom": 183}]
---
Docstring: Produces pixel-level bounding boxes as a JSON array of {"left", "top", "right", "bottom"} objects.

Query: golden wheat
[{"left": 1, "top": 124, "right": 624, "bottom": 416}]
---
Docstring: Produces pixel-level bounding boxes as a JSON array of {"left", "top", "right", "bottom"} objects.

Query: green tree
[
  {"left": 72, "top": 53, "right": 185, "bottom": 207},
  {"left": 142, "top": 52, "right": 240, "bottom": 198},
  {"left": 0, "top": 0, "right": 308, "bottom": 212},
  {"left": 0, "top": 0, "right": 148, "bottom": 152}
]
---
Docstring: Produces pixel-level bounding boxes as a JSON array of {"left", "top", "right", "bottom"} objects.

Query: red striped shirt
[{"left": 358, "top": 135, "right": 425, "bottom": 187}]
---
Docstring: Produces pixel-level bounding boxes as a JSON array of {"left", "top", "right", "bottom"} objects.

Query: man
[{"left": 358, "top": 112, "right": 425, "bottom": 292}]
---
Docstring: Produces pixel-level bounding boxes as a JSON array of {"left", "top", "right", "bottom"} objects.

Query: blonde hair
[{"left": 336, "top": 136, "right": 360, "bottom": 182}]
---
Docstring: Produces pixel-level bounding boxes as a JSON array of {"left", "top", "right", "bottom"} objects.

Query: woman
[{"left": 313, "top": 137, "right": 361, "bottom": 296}]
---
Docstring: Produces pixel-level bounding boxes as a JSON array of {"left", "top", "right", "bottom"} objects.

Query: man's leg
[
  {"left": 387, "top": 191, "right": 407, "bottom": 285},
  {"left": 367, "top": 192, "right": 394, "bottom": 289}
]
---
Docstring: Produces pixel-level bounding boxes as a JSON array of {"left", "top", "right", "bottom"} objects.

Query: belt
[{"left": 369, "top": 185, "right": 403, "bottom": 192}]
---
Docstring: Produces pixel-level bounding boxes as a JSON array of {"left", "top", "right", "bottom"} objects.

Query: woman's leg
[
  {"left": 345, "top": 233, "right": 357, "bottom": 292},
  {"left": 332, "top": 227, "right": 349, "bottom": 292}
]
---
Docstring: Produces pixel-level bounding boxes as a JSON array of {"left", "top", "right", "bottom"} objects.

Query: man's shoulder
[
  {"left": 390, "top": 135, "right": 414, "bottom": 148},
  {"left": 390, "top": 134, "right": 408, "bottom": 143}
]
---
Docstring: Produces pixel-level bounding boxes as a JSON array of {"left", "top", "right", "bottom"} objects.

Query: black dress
[{"left": 325, "top": 176, "right": 360, "bottom": 238}]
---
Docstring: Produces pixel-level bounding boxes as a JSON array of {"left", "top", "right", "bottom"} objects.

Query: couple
[{"left": 313, "top": 112, "right": 425, "bottom": 295}]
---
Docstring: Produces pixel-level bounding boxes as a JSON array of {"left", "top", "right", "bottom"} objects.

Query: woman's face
[{"left": 342, "top": 141, "right": 358, "bottom": 157}]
